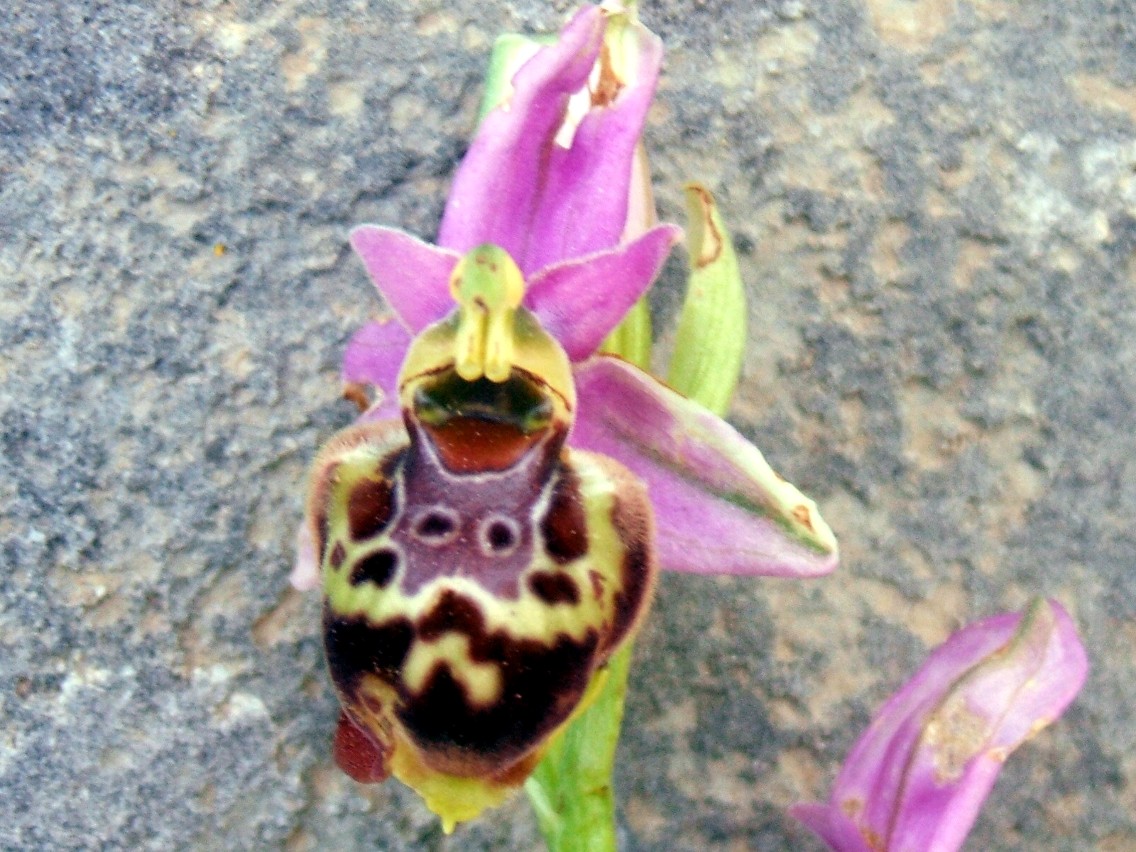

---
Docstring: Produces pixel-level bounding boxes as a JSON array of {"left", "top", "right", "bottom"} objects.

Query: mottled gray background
[{"left": 2, "top": 0, "right": 1134, "bottom": 849}]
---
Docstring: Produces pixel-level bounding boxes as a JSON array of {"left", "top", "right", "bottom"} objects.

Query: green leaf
[{"left": 667, "top": 183, "right": 747, "bottom": 417}]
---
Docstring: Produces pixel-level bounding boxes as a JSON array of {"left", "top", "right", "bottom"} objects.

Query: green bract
[{"left": 669, "top": 183, "right": 747, "bottom": 417}]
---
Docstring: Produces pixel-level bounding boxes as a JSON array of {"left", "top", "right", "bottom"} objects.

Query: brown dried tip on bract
[
  {"left": 686, "top": 183, "right": 723, "bottom": 268},
  {"left": 792, "top": 504, "right": 815, "bottom": 533}
]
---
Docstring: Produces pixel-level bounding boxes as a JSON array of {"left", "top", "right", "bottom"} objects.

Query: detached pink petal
[
  {"left": 526, "top": 224, "right": 681, "bottom": 361},
  {"left": 571, "top": 356, "right": 838, "bottom": 577},
  {"left": 438, "top": 6, "right": 606, "bottom": 273},
  {"left": 341, "top": 318, "right": 412, "bottom": 420},
  {"left": 791, "top": 598, "right": 1089, "bottom": 852},
  {"left": 349, "top": 226, "right": 461, "bottom": 332}
]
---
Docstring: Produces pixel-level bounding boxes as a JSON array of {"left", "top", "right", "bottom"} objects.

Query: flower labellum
[
  {"left": 791, "top": 598, "right": 1088, "bottom": 852},
  {"left": 308, "top": 246, "right": 657, "bottom": 829}
]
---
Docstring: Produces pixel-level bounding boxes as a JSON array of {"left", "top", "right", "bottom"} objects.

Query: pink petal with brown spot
[{"left": 570, "top": 356, "right": 838, "bottom": 577}]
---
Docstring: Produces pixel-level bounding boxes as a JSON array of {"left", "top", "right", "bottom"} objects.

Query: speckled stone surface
[{"left": 2, "top": 1, "right": 1134, "bottom": 849}]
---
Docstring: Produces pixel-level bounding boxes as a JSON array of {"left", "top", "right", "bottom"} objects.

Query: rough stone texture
[{"left": 2, "top": 0, "right": 1133, "bottom": 849}]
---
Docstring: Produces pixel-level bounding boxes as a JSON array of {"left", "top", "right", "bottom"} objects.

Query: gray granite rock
[{"left": 2, "top": 0, "right": 1133, "bottom": 849}]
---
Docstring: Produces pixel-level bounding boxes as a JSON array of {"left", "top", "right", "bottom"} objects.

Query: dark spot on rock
[
  {"left": 541, "top": 468, "right": 588, "bottom": 564},
  {"left": 348, "top": 477, "right": 394, "bottom": 541},
  {"left": 330, "top": 541, "right": 345, "bottom": 569},
  {"left": 349, "top": 548, "right": 398, "bottom": 588},
  {"left": 204, "top": 437, "right": 226, "bottom": 464},
  {"left": 528, "top": 571, "right": 580, "bottom": 606}
]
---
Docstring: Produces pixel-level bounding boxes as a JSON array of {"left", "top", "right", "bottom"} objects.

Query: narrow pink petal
[
  {"left": 525, "top": 224, "right": 681, "bottom": 361},
  {"left": 793, "top": 600, "right": 1088, "bottom": 852},
  {"left": 520, "top": 20, "right": 665, "bottom": 272},
  {"left": 349, "top": 225, "right": 461, "bottom": 332},
  {"left": 290, "top": 522, "right": 320, "bottom": 591},
  {"left": 437, "top": 6, "right": 605, "bottom": 272},
  {"left": 570, "top": 356, "right": 838, "bottom": 577}
]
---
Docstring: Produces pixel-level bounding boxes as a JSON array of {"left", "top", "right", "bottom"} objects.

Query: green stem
[{"left": 524, "top": 643, "right": 634, "bottom": 852}]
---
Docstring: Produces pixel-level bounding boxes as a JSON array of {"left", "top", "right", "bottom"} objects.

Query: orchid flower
[
  {"left": 294, "top": 2, "right": 838, "bottom": 835},
  {"left": 295, "top": 3, "right": 837, "bottom": 592},
  {"left": 791, "top": 598, "right": 1088, "bottom": 852}
]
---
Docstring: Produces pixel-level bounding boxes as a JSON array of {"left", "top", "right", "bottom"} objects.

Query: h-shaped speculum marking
[{"left": 448, "top": 245, "right": 526, "bottom": 383}]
